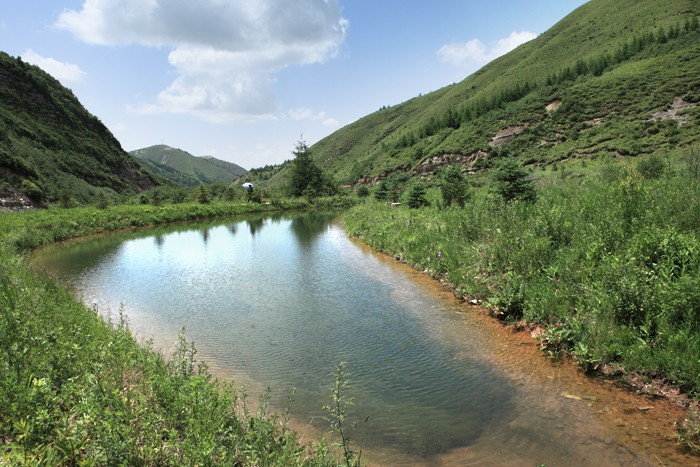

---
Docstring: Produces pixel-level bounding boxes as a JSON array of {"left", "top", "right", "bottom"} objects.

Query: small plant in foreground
[{"left": 323, "top": 362, "right": 363, "bottom": 467}]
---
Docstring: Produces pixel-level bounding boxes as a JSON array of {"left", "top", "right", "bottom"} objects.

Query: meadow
[
  {"left": 0, "top": 198, "right": 360, "bottom": 465},
  {"left": 345, "top": 154, "right": 700, "bottom": 407}
]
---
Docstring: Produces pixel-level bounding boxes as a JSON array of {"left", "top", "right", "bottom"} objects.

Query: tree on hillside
[
  {"left": 406, "top": 182, "right": 429, "bottom": 208},
  {"left": 287, "top": 140, "right": 336, "bottom": 197},
  {"left": 440, "top": 165, "right": 470, "bottom": 208},
  {"left": 492, "top": 159, "right": 537, "bottom": 203},
  {"left": 195, "top": 184, "right": 210, "bottom": 204}
]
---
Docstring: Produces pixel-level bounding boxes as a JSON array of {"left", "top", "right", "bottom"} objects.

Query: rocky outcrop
[
  {"left": 651, "top": 97, "right": 697, "bottom": 124},
  {"left": 414, "top": 151, "right": 489, "bottom": 174},
  {"left": 0, "top": 190, "right": 38, "bottom": 211},
  {"left": 490, "top": 126, "right": 527, "bottom": 147}
]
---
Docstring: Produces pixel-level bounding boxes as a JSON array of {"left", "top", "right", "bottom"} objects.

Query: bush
[
  {"left": 20, "top": 179, "right": 44, "bottom": 202},
  {"left": 638, "top": 154, "right": 666, "bottom": 179}
]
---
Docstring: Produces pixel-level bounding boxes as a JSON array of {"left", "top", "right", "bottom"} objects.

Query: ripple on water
[{"left": 30, "top": 213, "right": 694, "bottom": 466}]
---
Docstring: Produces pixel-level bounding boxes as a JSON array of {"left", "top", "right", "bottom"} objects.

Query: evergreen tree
[
  {"left": 374, "top": 180, "right": 389, "bottom": 201},
  {"left": 492, "top": 159, "right": 537, "bottom": 203},
  {"left": 406, "top": 182, "right": 429, "bottom": 209},
  {"left": 195, "top": 184, "right": 210, "bottom": 204},
  {"left": 288, "top": 140, "right": 334, "bottom": 197},
  {"left": 440, "top": 165, "right": 469, "bottom": 208}
]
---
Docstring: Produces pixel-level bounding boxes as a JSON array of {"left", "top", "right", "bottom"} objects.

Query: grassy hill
[
  {"left": 131, "top": 145, "right": 247, "bottom": 187},
  {"left": 0, "top": 52, "right": 158, "bottom": 207},
  {"left": 259, "top": 0, "right": 699, "bottom": 190}
]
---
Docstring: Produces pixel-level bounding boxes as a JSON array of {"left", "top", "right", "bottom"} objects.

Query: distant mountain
[
  {"left": 257, "top": 0, "right": 699, "bottom": 190},
  {"left": 200, "top": 156, "right": 247, "bottom": 177},
  {"left": 130, "top": 145, "right": 247, "bottom": 187},
  {"left": 0, "top": 52, "right": 158, "bottom": 207}
]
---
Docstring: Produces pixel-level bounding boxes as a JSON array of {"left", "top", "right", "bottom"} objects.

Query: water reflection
[{"left": 30, "top": 211, "right": 683, "bottom": 465}]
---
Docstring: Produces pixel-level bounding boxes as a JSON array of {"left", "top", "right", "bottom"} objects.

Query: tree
[
  {"left": 406, "top": 182, "right": 429, "bottom": 208},
  {"left": 288, "top": 140, "right": 335, "bottom": 197},
  {"left": 356, "top": 185, "right": 370, "bottom": 198},
  {"left": 492, "top": 159, "right": 536, "bottom": 203},
  {"left": 195, "top": 184, "right": 210, "bottom": 204},
  {"left": 440, "top": 165, "right": 469, "bottom": 208}
]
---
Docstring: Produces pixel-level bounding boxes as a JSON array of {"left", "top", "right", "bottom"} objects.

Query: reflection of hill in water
[{"left": 289, "top": 211, "right": 340, "bottom": 244}]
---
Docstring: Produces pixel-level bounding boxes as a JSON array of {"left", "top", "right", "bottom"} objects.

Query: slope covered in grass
[
  {"left": 0, "top": 53, "right": 158, "bottom": 206},
  {"left": 131, "top": 145, "right": 247, "bottom": 187},
  {"left": 259, "top": 0, "right": 698, "bottom": 190}
]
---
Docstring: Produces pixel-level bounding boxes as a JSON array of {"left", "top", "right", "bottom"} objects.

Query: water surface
[{"left": 32, "top": 211, "right": 690, "bottom": 465}]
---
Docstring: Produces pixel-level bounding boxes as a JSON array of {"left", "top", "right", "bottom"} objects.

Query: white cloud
[
  {"left": 287, "top": 107, "right": 339, "bottom": 128},
  {"left": 56, "top": 0, "right": 348, "bottom": 121},
  {"left": 21, "top": 49, "right": 85, "bottom": 85},
  {"left": 437, "top": 31, "right": 537, "bottom": 68}
]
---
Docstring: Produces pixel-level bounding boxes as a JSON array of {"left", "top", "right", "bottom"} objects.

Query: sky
[{"left": 1, "top": 0, "right": 588, "bottom": 170}]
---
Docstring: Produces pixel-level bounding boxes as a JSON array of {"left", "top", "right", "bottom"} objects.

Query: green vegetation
[
  {"left": 492, "top": 159, "right": 537, "bottom": 203},
  {"left": 287, "top": 140, "right": 337, "bottom": 198},
  {"left": 0, "top": 53, "right": 157, "bottom": 205},
  {"left": 249, "top": 0, "right": 698, "bottom": 192},
  {"left": 344, "top": 154, "right": 700, "bottom": 397},
  {"left": 439, "top": 166, "right": 470, "bottom": 208},
  {"left": 130, "top": 145, "right": 247, "bottom": 188},
  {"left": 0, "top": 200, "right": 364, "bottom": 465}
]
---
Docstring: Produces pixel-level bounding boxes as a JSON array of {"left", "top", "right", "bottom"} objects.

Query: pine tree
[
  {"left": 406, "top": 183, "right": 429, "bottom": 209},
  {"left": 288, "top": 140, "right": 324, "bottom": 197},
  {"left": 492, "top": 159, "right": 537, "bottom": 203},
  {"left": 440, "top": 165, "right": 469, "bottom": 208}
]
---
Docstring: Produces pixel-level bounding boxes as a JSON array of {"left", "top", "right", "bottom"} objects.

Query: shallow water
[{"left": 31, "top": 211, "right": 695, "bottom": 465}]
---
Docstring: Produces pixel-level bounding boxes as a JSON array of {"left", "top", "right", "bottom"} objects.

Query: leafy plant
[{"left": 323, "top": 362, "right": 363, "bottom": 467}]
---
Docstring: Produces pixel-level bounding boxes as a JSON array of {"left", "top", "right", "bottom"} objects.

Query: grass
[
  {"left": 251, "top": 1, "right": 699, "bottom": 190},
  {"left": 0, "top": 198, "right": 360, "bottom": 465},
  {"left": 344, "top": 155, "right": 700, "bottom": 396}
]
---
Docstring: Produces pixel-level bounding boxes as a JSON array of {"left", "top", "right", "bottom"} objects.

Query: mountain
[
  {"left": 0, "top": 52, "right": 158, "bottom": 207},
  {"left": 130, "top": 145, "right": 247, "bottom": 187},
  {"left": 200, "top": 156, "right": 247, "bottom": 177},
  {"left": 260, "top": 0, "right": 699, "bottom": 189}
]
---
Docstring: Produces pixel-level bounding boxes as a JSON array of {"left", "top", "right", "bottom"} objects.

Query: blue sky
[{"left": 1, "top": 0, "right": 588, "bottom": 169}]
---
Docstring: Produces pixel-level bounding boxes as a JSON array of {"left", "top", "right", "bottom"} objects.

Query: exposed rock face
[
  {"left": 546, "top": 100, "right": 562, "bottom": 112},
  {"left": 490, "top": 126, "right": 527, "bottom": 147},
  {"left": 414, "top": 151, "right": 489, "bottom": 174},
  {"left": 355, "top": 151, "right": 489, "bottom": 185},
  {"left": 651, "top": 97, "right": 698, "bottom": 124},
  {"left": 0, "top": 190, "right": 38, "bottom": 211}
]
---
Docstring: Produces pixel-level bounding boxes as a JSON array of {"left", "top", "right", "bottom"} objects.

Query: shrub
[
  {"left": 638, "top": 154, "right": 666, "bottom": 179},
  {"left": 356, "top": 185, "right": 370, "bottom": 198}
]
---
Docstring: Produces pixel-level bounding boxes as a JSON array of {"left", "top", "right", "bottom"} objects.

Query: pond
[{"left": 31, "top": 211, "right": 690, "bottom": 465}]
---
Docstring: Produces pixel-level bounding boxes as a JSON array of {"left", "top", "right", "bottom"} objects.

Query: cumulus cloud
[
  {"left": 56, "top": 0, "right": 348, "bottom": 121},
  {"left": 437, "top": 31, "right": 537, "bottom": 68},
  {"left": 21, "top": 49, "right": 85, "bottom": 85}
]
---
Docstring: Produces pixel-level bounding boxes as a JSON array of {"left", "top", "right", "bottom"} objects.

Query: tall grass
[
  {"left": 345, "top": 159, "right": 700, "bottom": 395},
  {"left": 0, "top": 198, "right": 358, "bottom": 465}
]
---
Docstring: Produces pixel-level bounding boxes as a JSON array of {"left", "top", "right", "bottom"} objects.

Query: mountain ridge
[
  {"left": 130, "top": 144, "right": 247, "bottom": 187},
  {"left": 0, "top": 52, "right": 158, "bottom": 206},
  {"left": 256, "top": 0, "right": 699, "bottom": 190}
]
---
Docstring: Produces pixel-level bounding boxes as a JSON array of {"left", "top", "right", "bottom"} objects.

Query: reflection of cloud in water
[{"left": 31, "top": 211, "right": 674, "bottom": 465}]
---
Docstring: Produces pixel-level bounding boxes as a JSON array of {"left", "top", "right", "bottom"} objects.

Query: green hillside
[
  {"left": 200, "top": 155, "right": 247, "bottom": 177},
  {"left": 0, "top": 52, "right": 158, "bottom": 207},
  {"left": 131, "top": 145, "right": 247, "bottom": 187},
  {"left": 261, "top": 0, "right": 699, "bottom": 189}
]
